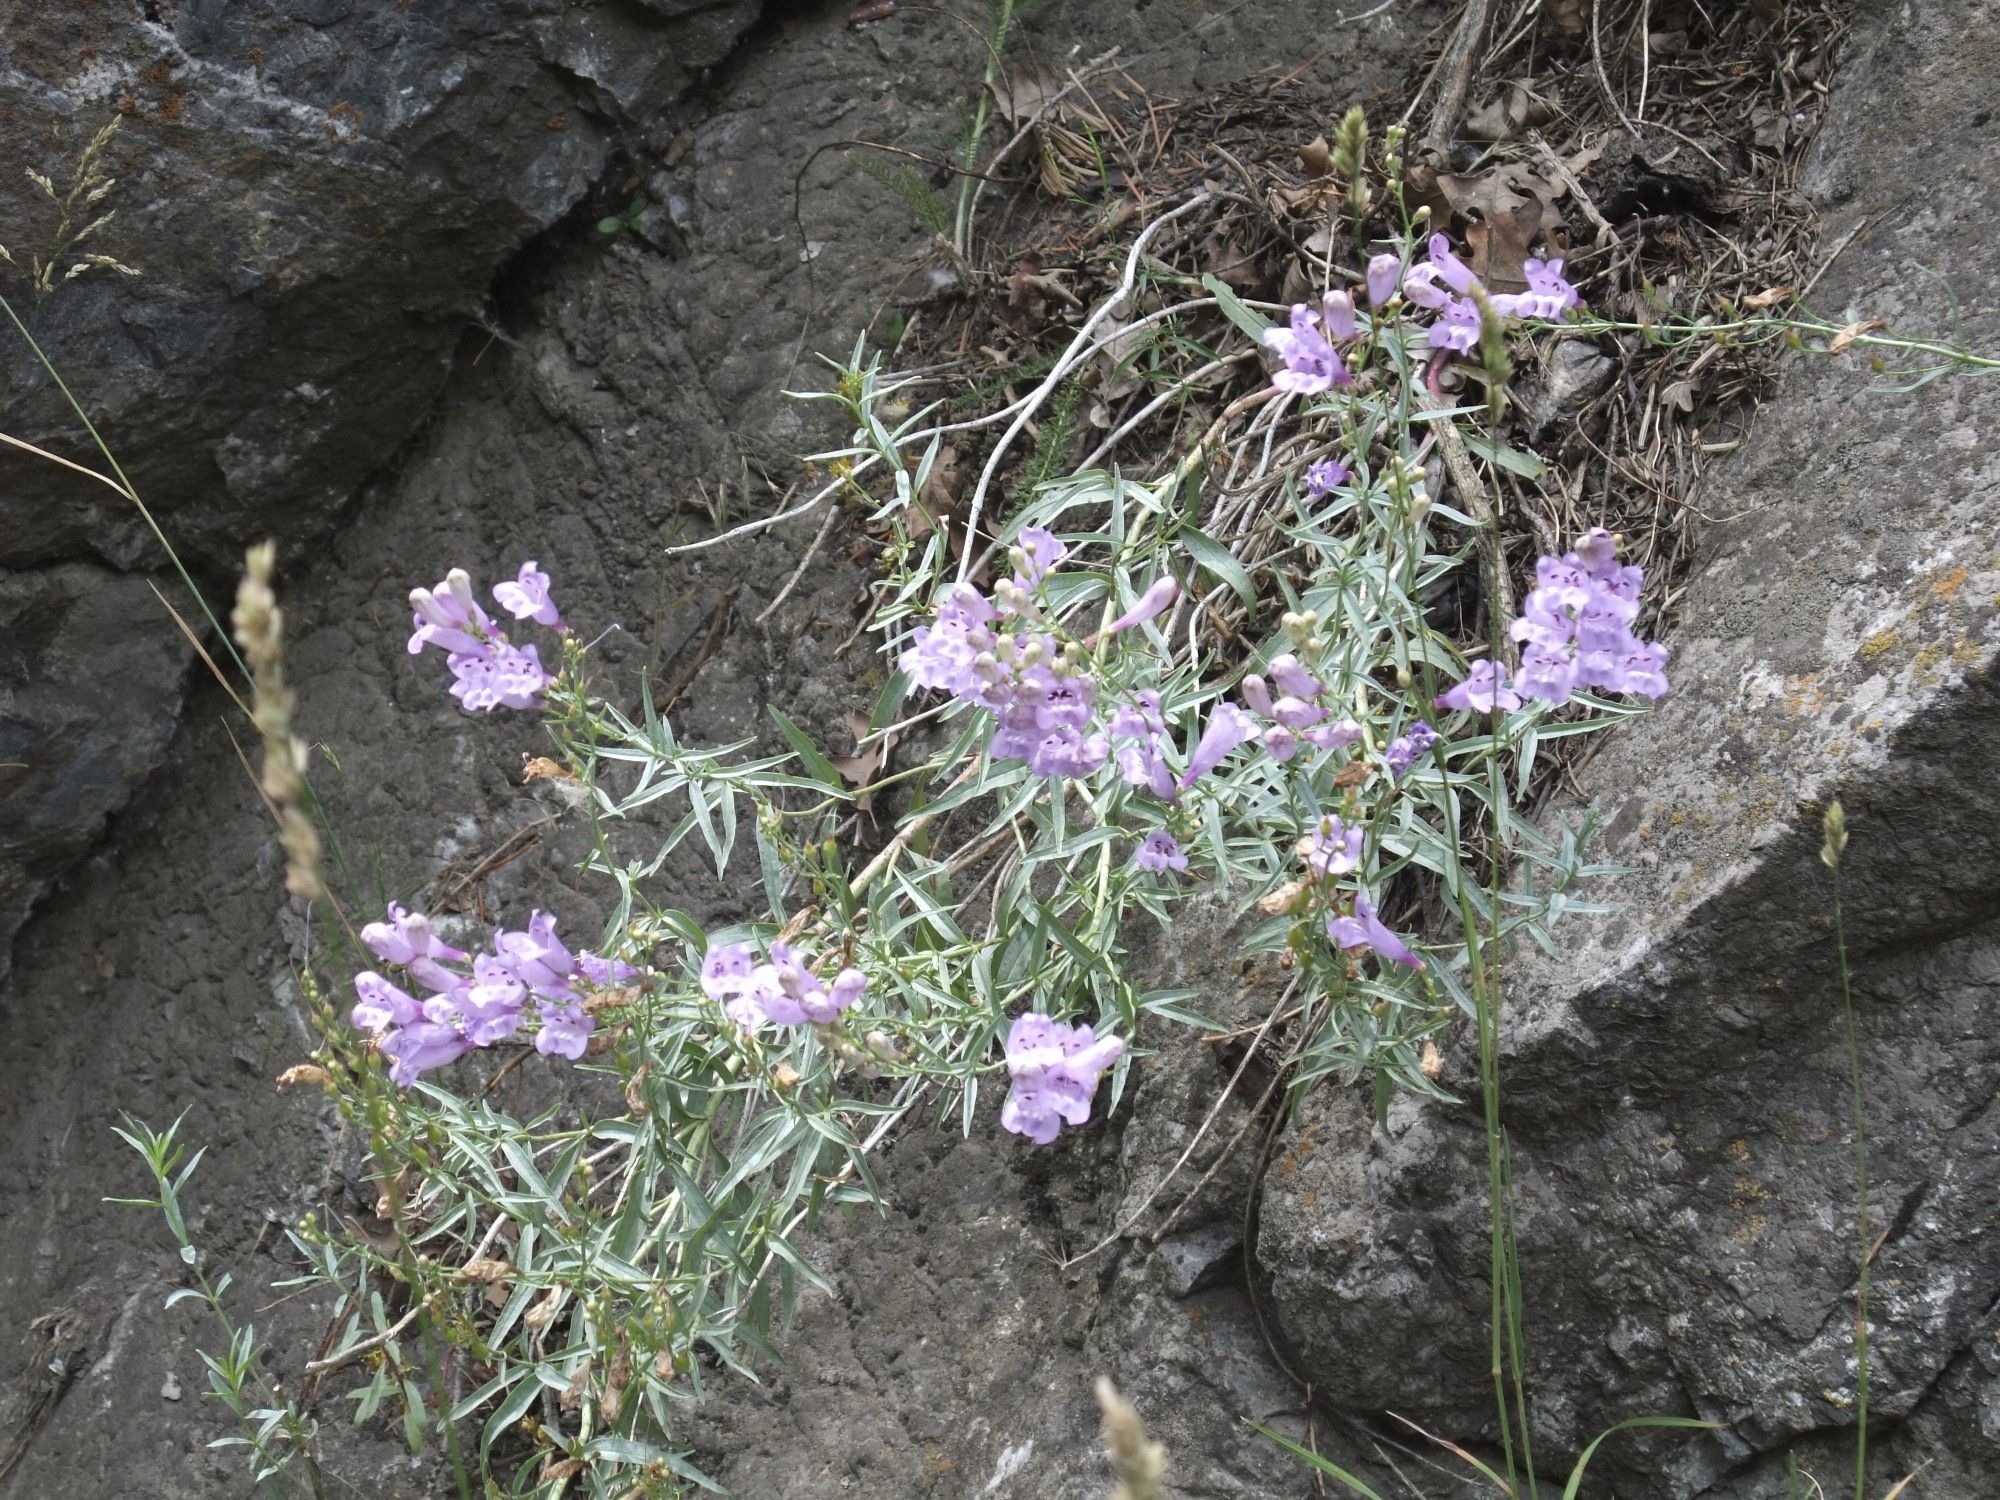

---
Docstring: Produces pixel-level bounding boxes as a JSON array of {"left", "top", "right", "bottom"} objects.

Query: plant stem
[{"left": 1828, "top": 859, "right": 1870, "bottom": 1500}]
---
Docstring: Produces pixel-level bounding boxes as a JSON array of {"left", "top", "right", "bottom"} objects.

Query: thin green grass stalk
[{"left": 1821, "top": 801, "right": 1870, "bottom": 1500}]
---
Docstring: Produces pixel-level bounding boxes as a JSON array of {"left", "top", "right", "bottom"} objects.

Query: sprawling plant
[{"left": 55, "top": 109, "right": 1990, "bottom": 1500}]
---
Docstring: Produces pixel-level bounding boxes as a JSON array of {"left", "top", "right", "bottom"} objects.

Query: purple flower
[
  {"left": 1366, "top": 253, "right": 1400, "bottom": 309},
  {"left": 1404, "top": 235, "right": 1493, "bottom": 353},
  {"left": 1011, "top": 527, "right": 1068, "bottom": 589},
  {"left": 1261, "top": 725, "right": 1300, "bottom": 762},
  {"left": 1504, "top": 530, "right": 1669, "bottom": 704},
  {"left": 1115, "top": 737, "right": 1177, "bottom": 801},
  {"left": 458, "top": 958, "right": 529, "bottom": 1046},
  {"left": 1435, "top": 659, "right": 1522, "bottom": 714},
  {"left": 1305, "top": 458, "right": 1349, "bottom": 496},
  {"left": 1135, "top": 830, "right": 1188, "bottom": 873},
  {"left": 1301, "top": 717, "right": 1364, "bottom": 751},
  {"left": 576, "top": 951, "right": 637, "bottom": 986},
  {"left": 534, "top": 999, "right": 592, "bottom": 1059},
  {"left": 1269, "top": 695, "right": 1326, "bottom": 731},
  {"left": 1000, "top": 1013, "right": 1126, "bottom": 1145},
  {"left": 899, "top": 623, "right": 981, "bottom": 697},
  {"left": 352, "top": 972, "right": 422, "bottom": 1034},
  {"left": 710, "top": 937, "right": 865, "bottom": 1031},
  {"left": 1180, "top": 701, "right": 1258, "bottom": 788},
  {"left": 1428, "top": 297, "right": 1482, "bottom": 353},
  {"left": 1328, "top": 894, "right": 1424, "bottom": 970},
  {"left": 1262, "top": 302, "right": 1354, "bottom": 394},
  {"left": 1299, "top": 814, "right": 1362, "bottom": 877},
  {"left": 1511, "top": 258, "right": 1583, "bottom": 320},
  {"left": 1267, "top": 654, "right": 1325, "bottom": 700},
  {"left": 1383, "top": 720, "right": 1440, "bottom": 778},
  {"left": 1108, "top": 576, "right": 1179, "bottom": 634},
  {"left": 1026, "top": 726, "right": 1109, "bottom": 780},
  {"left": 1023, "top": 666, "right": 1095, "bottom": 731},
  {"left": 361, "top": 904, "right": 467, "bottom": 968},
  {"left": 1108, "top": 690, "right": 1165, "bottom": 740},
  {"left": 493, "top": 910, "right": 575, "bottom": 997},
  {"left": 1239, "top": 674, "right": 1274, "bottom": 718},
  {"left": 378, "top": 1005, "right": 475, "bottom": 1086},
  {"left": 447, "top": 642, "right": 552, "bottom": 713},
  {"left": 408, "top": 570, "right": 494, "bottom": 657},
  {"left": 1516, "top": 643, "right": 1580, "bottom": 705},
  {"left": 493, "top": 561, "right": 564, "bottom": 631},
  {"left": 701, "top": 943, "right": 757, "bottom": 1002}
]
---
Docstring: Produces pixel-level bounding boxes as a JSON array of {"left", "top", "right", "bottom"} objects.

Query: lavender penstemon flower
[
  {"left": 1135, "top": 829, "right": 1189, "bottom": 873},
  {"left": 408, "top": 564, "right": 566, "bottom": 712},
  {"left": 1383, "top": 720, "right": 1440, "bottom": 778},
  {"left": 898, "top": 536, "right": 1117, "bottom": 780},
  {"left": 1434, "top": 659, "right": 1521, "bottom": 714},
  {"left": 699, "top": 937, "right": 867, "bottom": 1032},
  {"left": 1328, "top": 894, "right": 1425, "bottom": 971},
  {"left": 1506, "top": 528, "right": 1669, "bottom": 705},
  {"left": 350, "top": 904, "right": 630, "bottom": 1083},
  {"left": 1305, "top": 458, "right": 1349, "bottom": 497},
  {"left": 1262, "top": 292, "right": 1359, "bottom": 393},
  {"left": 1000, "top": 1012, "right": 1126, "bottom": 1145}
]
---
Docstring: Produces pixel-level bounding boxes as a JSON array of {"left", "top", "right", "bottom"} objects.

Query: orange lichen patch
[
  {"left": 1275, "top": 1126, "right": 1320, "bottom": 1177},
  {"left": 1930, "top": 565, "right": 1970, "bottom": 600}
]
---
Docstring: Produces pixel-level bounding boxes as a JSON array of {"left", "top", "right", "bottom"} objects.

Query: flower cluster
[
  {"left": 1000, "top": 1012, "right": 1126, "bottom": 1145},
  {"left": 350, "top": 905, "right": 631, "bottom": 1084},
  {"left": 1432, "top": 529, "right": 1669, "bottom": 712},
  {"left": 1238, "top": 649, "right": 1364, "bottom": 764},
  {"left": 699, "top": 938, "right": 867, "bottom": 1034},
  {"left": 408, "top": 563, "right": 565, "bottom": 713},
  {"left": 899, "top": 529, "right": 1116, "bottom": 780},
  {"left": 1403, "top": 234, "right": 1583, "bottom": 353}
]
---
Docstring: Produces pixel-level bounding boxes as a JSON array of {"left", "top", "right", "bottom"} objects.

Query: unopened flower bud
[{"left": 1395, "top": 667, "right": 1412, "bottom": 689}]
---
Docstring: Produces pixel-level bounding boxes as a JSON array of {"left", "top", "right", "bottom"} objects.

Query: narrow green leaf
[{"left": 1180, "top": 525, "right": 1257, "bottom": 615}]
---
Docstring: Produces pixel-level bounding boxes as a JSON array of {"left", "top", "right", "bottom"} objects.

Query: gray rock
[
  {"left": 0, "top": 0, "right": 758, "bottom": 978},
  {"left": 1257, "top": 2, "right": 2000, "bottom": 1496},
  {"left": 0, "top": 564, "right": 191, "bottom": 968}
]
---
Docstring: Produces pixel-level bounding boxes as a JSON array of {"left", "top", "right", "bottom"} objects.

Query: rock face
[
  {"left": 1257, "top": 2, "right": 2000, "bottom": 1495},
  {"left": 0, "top": 0, "right": 759, "bottom": 979}
]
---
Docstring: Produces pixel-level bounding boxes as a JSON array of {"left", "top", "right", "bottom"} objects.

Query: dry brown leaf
[
  {"left": 1828, "top": 318, "right": 1887, "bottom": 355},
  {"left": 829, "top": 710, "right": 899, "bottom": 813},
  {"left": 1659, "top": 379, "right": 1696, "bottom": 414},
  {"left": 1742, "top": 285, "right": 1794, "bottom": 310},
  {"left": 1419, "top": 1041, "right": 1443, "bottom": 1080},
  {"left": 624, "top": 1060, "right": 653, "bottom": 1118},
  {"left": 1564, "top": 136, "right": 1608, "bottom": 176},
  {"left": 521, "top": 755, "right": 571, "bottom": 783},
  {"left": 524, "top": 1286, "right": 566, "bottom": 1331},
  {"left": 276, "top": 1064, "right": 329, "bottom": 1089},
  {"left": 1466, "top": 215, "right": 1535, "bottom": 292},
  {"left": 459, "top": 1257, "right": 514, "bottom": 1283},
  {"left": 990, "top": 66, "right": 1062, "bottom": 127}
]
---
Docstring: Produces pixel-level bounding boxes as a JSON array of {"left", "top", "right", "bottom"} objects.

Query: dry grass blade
[{"left": 149, "top": 580, "right": 250, "bottom": 718}]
